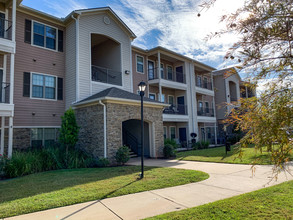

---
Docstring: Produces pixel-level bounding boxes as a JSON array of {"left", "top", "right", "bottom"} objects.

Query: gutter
[
  {"left": 99, "top": 100, "right": 107, "bottom": 158},
  {"left": 72, "top": 13, "right": 80, "bottom": 102}
]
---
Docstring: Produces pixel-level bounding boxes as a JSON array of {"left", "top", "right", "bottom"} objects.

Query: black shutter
[
  {"left": 23, "top": 72, "right": 30, "bottom": 97},
  {"left": 24, "top": 19, "right": 32, "bottom": 44},
  {"left": 58, "top": 30, "right": 63, "bottom": 52},
  {"left": 57, "top": 77, "right": 63, "bottom": 100}
]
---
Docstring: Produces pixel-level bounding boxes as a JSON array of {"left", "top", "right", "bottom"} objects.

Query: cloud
[
  {"left": 112, "top": 0, "right": 244, "bottom": 68},
  {"left": 43, "top": 0, "right": 87, "bottom": 17}
]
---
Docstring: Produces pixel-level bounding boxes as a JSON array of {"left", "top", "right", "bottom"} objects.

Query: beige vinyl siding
[
  {"left": 13, "top": 11, "right": 65, "bottom": 127},
  {"left": 65, "top": 20, "right": 76, "bottom": 109},
  {"left": 213, "top": 75, "right": 227, "bottom": 120},
  {"left": 78, "top": 12, "right": 132, "bottom": 100}
]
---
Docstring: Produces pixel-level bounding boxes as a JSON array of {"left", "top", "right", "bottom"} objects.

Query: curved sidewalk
[{"left": 5, "top": 159, "right": 293, "bottom": 220}]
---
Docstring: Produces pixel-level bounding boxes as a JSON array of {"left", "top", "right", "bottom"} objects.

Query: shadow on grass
[
  {"left": 0, "top": 166, "right": 154, "bottom": 204},
  {"left": 60, "top": 178, "right": 140, "bottom": 220}
]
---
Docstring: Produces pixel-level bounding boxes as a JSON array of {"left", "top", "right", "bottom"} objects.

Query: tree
[
  {"left": 59, "top": 107, "right": 79, "bottom": 166},
  {"left": 201, "top": 0, "right": 293, "bottom": 171}
]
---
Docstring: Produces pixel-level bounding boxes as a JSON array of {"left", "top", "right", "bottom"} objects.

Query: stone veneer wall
[
  {"left": 106, "top": 103, "right": 164, "bottom": 161},
  {"left": 75, "top": 104, "right": 105, "bottom": 159},
  {"left": 74, "top": 102, "right": 164, "bottom": 163},
  {"left": 1, "top": 128, "right": 31, "bottom": 154}
]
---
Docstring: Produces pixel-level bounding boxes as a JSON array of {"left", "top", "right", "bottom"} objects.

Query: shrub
[
  {"left": 96, "top": 158, "right": 110, "bottom": 167},
  {"left": 164, "top": 138, "right": 178, "bottom": 149},
  {"left": 115, "top": 146, "right": 130, "bottom": 165},
  {"left": 163, "top": 144, "right": 176, "bottom": 158},
  {"left": 192, "top": 141, "right": 210, "bottom": 150},
  {"left": 0, "top": 154, "right": 8, "bottom": 178}
]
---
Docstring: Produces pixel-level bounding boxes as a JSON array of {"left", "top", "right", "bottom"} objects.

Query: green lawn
[
  {"left": 146, "top": 180, "right": 293, "bottom": 220},
  {"left": 0, "top": 166, "right": 209, "bottom": 218},
  {"left": 176, "top": 145, "right": 277, "bottom": 165}
]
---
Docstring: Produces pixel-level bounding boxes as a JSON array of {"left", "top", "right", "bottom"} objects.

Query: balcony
[
  {"left": 91, "top": 65, "right": 122, "bottom": 86},
  {"left": 148, "top": 67, "right": 186, "bottom": 84},
  {"left": 0, "top": 18, "right": 12, "bottom": 40},
  {"left": 163, "top": 104, "right": 188, "bottom": 115},
  {"left": 196, "top": 80, "right": 213, "bottom": 90},
  {"left": 197, "top": 108, "right": 214, "bottom": 117}
]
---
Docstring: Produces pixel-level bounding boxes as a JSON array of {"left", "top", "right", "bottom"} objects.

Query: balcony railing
[
  {"left": 197, "top": 108, "right": 215, "bottom": 117},
  {"left": 0, "top": 18, "right": 12, "bottom": 40},
  {"left": 148, "top": 67, "right": 186, "bottom": 84},
  {"left": 0, "top": 82, "right": 10, "bottom": 103},
  {"left": 163, "top": 104, "right": 188, "bottom": 115},
  {"left": 91, "top": 65, "right": 122, "bottom": 86},
  {"left": 196, "top": 78, "right": 213, "bottom": 90}
]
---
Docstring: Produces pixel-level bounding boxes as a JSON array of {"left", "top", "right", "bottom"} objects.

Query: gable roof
[
  {"left": 213, "top": 67, "right": 241, "bottom": 80},
  {"left": 73, "top": 87, "right": 167, "bottom": 107}
]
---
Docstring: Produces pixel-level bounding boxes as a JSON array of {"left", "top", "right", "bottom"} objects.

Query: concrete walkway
[{"left": 5, "top": 159, "right": 293, "bottom": 220}]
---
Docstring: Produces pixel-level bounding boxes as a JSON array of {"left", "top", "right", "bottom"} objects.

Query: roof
[
  {"left": 213, "top": 67, "right": 241, "bottom": 80},
  {"left": 74, "top": 87, "right": 167, "bottom": 107}
]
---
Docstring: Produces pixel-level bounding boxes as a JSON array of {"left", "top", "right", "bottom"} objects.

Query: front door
[
  {"left": 179, "top": 128, "right": 187, "bottom": 144},
  {"left": 175, "top": 66, "right": 184, "bottom": 83},
  {"left": 148, "top": 61, "right": 155, "bottom": 80},
  {"left": 177, "top": 96, "right": 185, "bottom": 114}
]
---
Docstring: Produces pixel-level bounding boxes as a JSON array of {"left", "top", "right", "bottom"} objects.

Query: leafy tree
[
  {"left": 59, "top": 107, "right": 79, "bottom": 166},
  {"left": 200, "top": 0, "right": 293, "bottom": 171}
]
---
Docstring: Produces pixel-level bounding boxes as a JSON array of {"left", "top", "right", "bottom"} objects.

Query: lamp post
[{"left": 138, "top": 81, "right": 146, "bottom": 179}]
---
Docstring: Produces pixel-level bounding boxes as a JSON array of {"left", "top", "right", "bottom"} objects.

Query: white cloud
[
  {"left": 112, "top": 0, "right": 244, "bottom": 68},
  {"left": 43, "top": 0, "right": 87, "bottom": 17}
]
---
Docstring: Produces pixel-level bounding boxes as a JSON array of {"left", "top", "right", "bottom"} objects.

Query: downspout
[
  {"left": 99, "top": 100, "right": 107, "bottom": 158},
  {"left": 72, "top": 13, "right": 80, "bottom": 102}
]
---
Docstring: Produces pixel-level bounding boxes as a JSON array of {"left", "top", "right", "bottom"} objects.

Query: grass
[
  {"left": 146, "top": 180, "right": 293, "bottom": 220},
  {"left": 176, "top": 145, "right": 278, "bottom": 165},
  {"left": 0, "top": 166, "right": 209, "bottom": 218}
]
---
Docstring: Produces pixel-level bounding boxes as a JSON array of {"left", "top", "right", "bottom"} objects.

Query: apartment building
[{"left": 0, "top": 1, "right": 225, "bottom": 161}]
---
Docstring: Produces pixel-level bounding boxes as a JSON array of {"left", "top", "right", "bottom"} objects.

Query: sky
[{"left": 21, "top": 0, "right": 245, "bottom": 71}]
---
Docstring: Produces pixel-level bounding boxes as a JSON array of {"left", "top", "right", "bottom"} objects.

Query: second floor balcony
[
  {"left": 197, "top": 107, "right": 215, "bottom": 117},
  {"left": 0, "top": 82, "right": 10, "bottom": 104},
  {"left": 148, "top": 67, "right": 186, "bottom": 84},
  {"left": 163, "top": 104, "right": 188, "bottom": 115},
  {"left": 0, "top": 17, "right": 12, "bottom": 41},
  {"left": 91, "top": 65, "right": 122, "bottom": 86}
]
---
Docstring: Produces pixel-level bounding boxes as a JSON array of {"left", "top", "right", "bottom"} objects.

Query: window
[
  {"left": 32, "top": 73, "right": 56, "bottom": 99},
  {"left": 168, "top": 95, "right": 174, "bottom": 105},
  {"left": 167, "top": 66, "right": 173, "bottom": 80},
  {"left": 198, "top": 101, "right": 203, "bottom": 114},
  {"left": 160, "top": 63, "right": 164, "bottom": 78},
  {"left": 160, "top": 94, "right": 165, "bottom": 103},
  {"left": 170, "top": 127, "right": 176, "bottom": 139},
  {"left": 203, "top": 77, "right": 208, "bottom": 89},
  {"left": 149, "top": 94, "right": 156, "bottom": 100},
  {"left": 163, "top": 127, "right": 167, "bottom": 139},
  {"left": 197, "top": 76, "right": 202, "bottom": 87},
  {"left": 33, "top": 21, "right": 56, "bottom": 50},
  {"left": 205, "top": 101, "right": 209, "bottom": 113},
  {"left": 31, "top": 128, "right": 58, "bottom": 148},
  {"left": 136, "top": 56, "right": 144, "bottom": 73}
]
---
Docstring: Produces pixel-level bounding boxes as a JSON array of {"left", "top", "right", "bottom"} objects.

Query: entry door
[
  {"left": 148, "top": 61, "right": 155, "bottom": 80},
  {"left": 179, "top": 128, "right": 187, "bottom": 143},
  {"left": 175, "top": 66, "right": 183, "bottom": 83},
  {"left": 177, "top": 96, "right": 185, "bottom": 114},
  {"left": 0, "top": 13, "right": 5, "bottom": 38}
]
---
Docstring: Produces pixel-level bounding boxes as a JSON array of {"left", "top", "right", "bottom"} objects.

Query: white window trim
[
  {"left": 169, "top": 126, "right": 176, "bottom": 139},
  {"left": 149, "top": 93, "right": 156, "bottom": 100},
  {"left": 31, "top": 20, "right": 59, "bottom": 52},
  {"left": 168, "top": 95, "right": 174, "bottom": 105},
  {"left": 136, "top": 54, "right": 144, "bottom": 74},
  {"left": 30, "top": 72, "right": 57, "bottom": 101}
]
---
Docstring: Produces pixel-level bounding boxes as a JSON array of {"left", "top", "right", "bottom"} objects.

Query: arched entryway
[{"left": 122, "top": 119, "right": 150, "bottom": 157}]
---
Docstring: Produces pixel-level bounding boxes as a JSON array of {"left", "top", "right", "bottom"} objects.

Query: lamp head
[{"left": 138, "top": 81, "right": 146, "bottom": 92}]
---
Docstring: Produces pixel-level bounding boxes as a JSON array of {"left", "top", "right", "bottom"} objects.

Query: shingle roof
[{"left": 75, "top": 87, "right": 162, "bottom": 105}]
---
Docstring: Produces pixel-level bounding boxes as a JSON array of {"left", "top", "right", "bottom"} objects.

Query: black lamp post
[{"left": 138, "top": 81, "right": 146, "bottom": 179}]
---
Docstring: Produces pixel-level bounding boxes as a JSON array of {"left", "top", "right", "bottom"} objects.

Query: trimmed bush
[
  {"left": 163, "top": 144, "right": 176, "bottom": 158},
  {"left": 0, "top": 154, "right": 8, "bottom": 178},
  {"left": 115, "top": 146, "right": 130, "bottom": 165},
  {"left": 96, "top": 158, "right": 110, "bottom": 167},
  {"left": 164, "top": 138, "right": 178, "bottom": 149},
  {"left": 192, "top": 141, "right": 210, "bottom": 150}
]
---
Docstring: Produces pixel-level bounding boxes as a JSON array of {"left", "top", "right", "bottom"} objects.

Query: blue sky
[{"left": 21, "top": 0, "right": 244, "bottom": 70}]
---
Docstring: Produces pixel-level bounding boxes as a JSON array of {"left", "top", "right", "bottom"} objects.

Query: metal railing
[
  {"left": 91, "top": 65, "right": 122, "bottom": 86},
  {"left": 197, "top": 108, "right": 215, "bottom": 117},
  {"left": 0, "top": 18, "right": 12, "bottom": 40},
  {"left": 0, "top": 82, "right": 10, "bottom": 103},
  {"left": 148, "top": 67, "right": 186, "bottom": 84},
  {"left": 163, "top": 104, "right": 188, "bottom": 115},
  {"left": 196, "top": 77, "right": 213, "bottom": 90}
]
